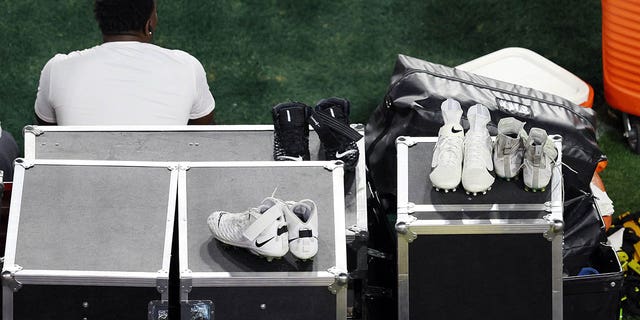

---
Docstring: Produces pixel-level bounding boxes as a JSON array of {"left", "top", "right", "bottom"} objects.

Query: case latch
[{"left": 327, "top": 267, "right": 348, "bottom": 295}]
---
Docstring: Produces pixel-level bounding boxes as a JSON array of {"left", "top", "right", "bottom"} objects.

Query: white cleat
[
  {"left": 285, "top": 199, "right": 318, "bottom": 260},
  {"left": 493, "top": 117, "right": 527, "bottom": 180},
  {"left": 523, "top": 128, "right": 558, "bottom": 192},
  {"left": 207, "top": 197, "right": 289, "bottom": 260},
  {"left": 429, "top": 99, "right": 464, "bottom": 191},
  {"left": 462, "top": 104, "right": 495, "bottom": 194}
]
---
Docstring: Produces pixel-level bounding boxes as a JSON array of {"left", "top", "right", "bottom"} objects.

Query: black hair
[{"left": 94, "top": 0, "right": 155, "bottom": 35}]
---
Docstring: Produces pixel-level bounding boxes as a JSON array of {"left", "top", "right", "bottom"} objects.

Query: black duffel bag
[{"left": 365, "top": 54, "right": 605, "bottom": 204}]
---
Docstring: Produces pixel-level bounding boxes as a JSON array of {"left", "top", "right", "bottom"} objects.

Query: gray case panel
[
  {"left": 14, "top": 164, "right": 171, "bottom": 272},
  {"left": 407, "top": 140, "right": 551, "bottom": 206},
  {"left": 26, "top": 126, "right": 365, "bottom": 235},
  {"left": 186, "top": 166, "right": 336, "bottom": 273},
  {"left": 31, "top": 128, "right": 323, "bottom": 162},
  {"left": 33, "top": 130, "right": 286, "bottom": 161}
]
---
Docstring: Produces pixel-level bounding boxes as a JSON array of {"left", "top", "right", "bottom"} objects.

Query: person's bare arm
[{"left": 187, "top": 110, "right": 214, "bottom": 125}]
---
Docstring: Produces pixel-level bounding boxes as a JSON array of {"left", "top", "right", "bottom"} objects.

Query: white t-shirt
[{"left": 34, "top": 41, "right": 215, "bottom": 125}]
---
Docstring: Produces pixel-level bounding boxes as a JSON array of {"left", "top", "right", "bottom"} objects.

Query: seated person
[{"left": 34, "top": 0, "right": 215, "bottom": 126}]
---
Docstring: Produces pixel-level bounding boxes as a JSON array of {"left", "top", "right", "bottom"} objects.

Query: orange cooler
[
  {"left": 602, "top": 0, "right": 640, "bottom": 152},
  {"left": 602, "top": 0, "right": 640, "bottom": 117}
]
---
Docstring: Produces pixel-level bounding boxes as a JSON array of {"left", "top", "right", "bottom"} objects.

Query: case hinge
[
  {"left": 181, "top": 270, "right": 193, "bottom": 296},
  {"left": 395, "top": 215, "right": 418, "bottom": 243},
  {"left": 2, "top": 265, "right": 24, "bottom": 292},
  {"left": 156, "top": 270, "right": 169, "bottom": 295},
  {"left": 327, "top": 267, "right": 348, "bottom": 295}
]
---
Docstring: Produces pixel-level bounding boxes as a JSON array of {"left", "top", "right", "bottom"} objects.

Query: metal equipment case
[
  {"left": 395, "top": 136, "right": 564, "bottom": 320},
  {"left": 177, "top": 161, "right": 348, "bottom": 319},
  {"left": 23, "top": 125, "right": 367, "bottom": 241},
  {"left": 2, "top": 159, "right": 176, "bottom": 320}
]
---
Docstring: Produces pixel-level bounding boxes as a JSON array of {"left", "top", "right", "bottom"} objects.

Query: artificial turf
[
  {"left": 5, "top": 0, "right": 632, "bottom": 210},
  {"left": 2, "top": 0, "right": 639, "bottom": 318}
]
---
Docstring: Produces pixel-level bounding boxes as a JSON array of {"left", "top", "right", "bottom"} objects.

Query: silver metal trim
[
  {"left": 23, "top": 127, "right": 38, "bottom": 159},
  {"left": 189, "top": 272, "right": 335, "bottom": 287},
  {"left": 549, "top": 136, "right": 564, "bottom": 224},
  {"left": 552, "top": 231, "right": 563, "bottom": 320},
  {"left": 335, "top": 279, "right": 348, "bottom": 320},
  {"left": 332, "top": 165, "right": 348, "bottom": 273},
  {"left": 2, "top": 283, "right": 13, "bottom": 320},
  {"left": 161, "top": 168, "right": 178, "bottom": 274},
  {"left": 177, "top": 166, "right": 190, "bottom": 301},
  {"left": 354, "top": 127, "right": 368, "bottom": 232},
  {"left": 411, "top": 203, "right": 550, "bottom": 212},
  {"left": 20, "top": 158, "right": 177, "bottom": 168},
  {"left": 397, "top": 239, "right": 410, "bottom": 320},
  {"left": 406, "top": 220, "right": 551, "bottom": 234},
  {"left": 183, "top": 160, "right": 336, "bottom": 169},
  {"left": 12, "top": 270, "right": 166, "bottom": 287},
  {"left": 396, "top": 138, "right": 410, "bottom": 215}
]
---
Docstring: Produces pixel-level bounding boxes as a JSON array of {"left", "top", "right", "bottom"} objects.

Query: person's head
[{"left": 94, "top": 0, "right": 158, "bottom": 41}]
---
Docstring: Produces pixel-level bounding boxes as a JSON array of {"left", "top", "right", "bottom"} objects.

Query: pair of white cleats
[
  {"left": 207, "top": 197, "right": 318, "bottom": 261},
  {"left": 429, "top": 100, "right": 494, "bottom": 195},
  {"left": 429, "top": 99, "right": 558, "bottom": 195},
  {"left": 493, "top": 117, "right": 558, "bottom": 192}
]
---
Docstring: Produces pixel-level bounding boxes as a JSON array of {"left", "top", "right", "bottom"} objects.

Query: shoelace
[
  {"left": 437, "top": 135, "right": 463, "bottom": 166},
  {"left": 465, "top": 133, "right": 490, "bottom": 168}
]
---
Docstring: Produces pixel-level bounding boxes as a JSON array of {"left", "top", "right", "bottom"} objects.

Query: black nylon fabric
[{"left": 365, "top": 54, "right": 604, "bottom": 202}]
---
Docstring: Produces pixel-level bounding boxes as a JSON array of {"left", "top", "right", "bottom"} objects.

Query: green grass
[
  {"left": 4, "top": 0, "right": 628, "bottom": 207},
  {"left": 0, "top": 0, "right": 638, "bottom": 316}
]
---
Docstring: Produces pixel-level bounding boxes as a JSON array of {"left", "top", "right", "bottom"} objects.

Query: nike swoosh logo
[
  {"left": 335, "top": 149, "right": 357, "bottom": 159},
  {"left": 255, "top": 237, "right": 275, "bottom": 248},
  {"left": 451, "top": 127, "right": 463, "bottom": 133},
  {"left": 277, "top": 155, "right": 303, "bottom": 161}
]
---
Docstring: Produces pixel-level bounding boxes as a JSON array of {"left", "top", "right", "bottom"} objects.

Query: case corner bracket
[
  {"left": 395, "top": 216, "right": 417, "bottom": 243},
  {"left": 327, "top": 267, "right": 348, "bottom": 295},
  {"left": 2, "top": 267, "right": 23, "bottom": 292},
  {"left": 23, "top": 125, "right": 44, "bottom": 136},
  {"left": 396, "top": 136, "right": 417, "bottom": 147},
  {"left": 543, "top": 216, "right": 564, "bottom": 241}
]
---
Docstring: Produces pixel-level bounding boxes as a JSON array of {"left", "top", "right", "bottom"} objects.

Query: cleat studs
[
  {"left": 452, "top": 188, "right": 457, "bottom": 192},
  {"left": 444, "top": 189, "right": 449, "bottom": 193},
  {"left": 266, "top": 257, "right": 274, "bottom": 262},
  {"left": 473, "top": 192, "right": 477, "bottom": 196},
  {"left": 482, "top": 191, "right": 487, "bottom": 195},
  {"left": 435, "top": 188, "right": 440, "bottom": 192},
  {"left": 487, "top": 186, "right": 492, "bottom": 191},
  {"left": 541, "top": 188, "right": 546, "bottom": 192}
]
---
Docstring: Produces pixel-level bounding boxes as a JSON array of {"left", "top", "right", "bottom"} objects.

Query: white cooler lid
[{"left": 456, "top": 47, "right": 590, "bottom": 105}]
